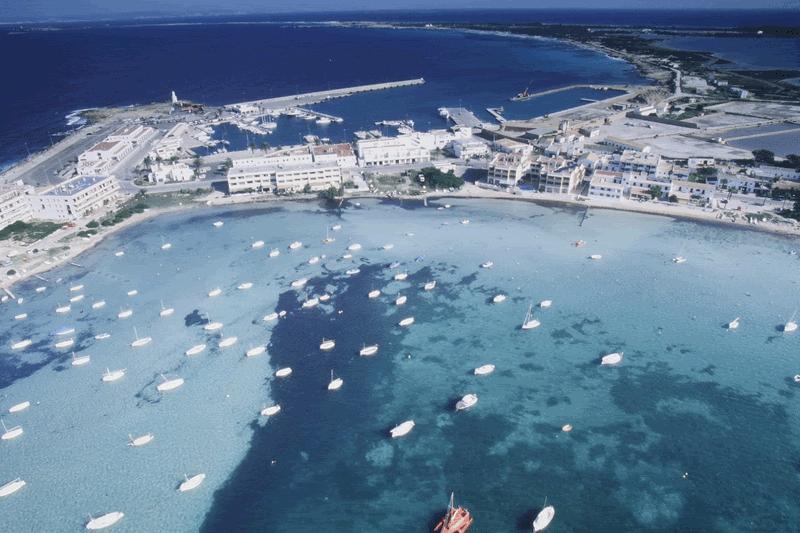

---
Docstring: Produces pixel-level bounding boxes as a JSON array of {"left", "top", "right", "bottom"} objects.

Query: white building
[
  {"left": 77, "top": 140, "right": 134, "bottom": 176},
  {"left": 149, "top": 163, "right": 194, "bottom": 184},
  {"left": 106, "top": 125, "right": 156, "bottom": 146},
  {"left": 539, "top": 165, "right": 585, "bottom": 194},
  {"left": 450, "top": 139, "right": 490, "bottom": 160},
  {"left": 588, "top": 174, "right": 624, "bottom": 200},
  {"left": 311, "top": 144, "right": 358, "bottom": 168},
  {"left": 617, "top": 149, "right": 661, "bottom": 179},
  {"left": 0, "top": 183, "right": 34, "bottom": 230},
  {"left": 227, "top": 161, "right": 341, "bottom": 194},
  {"left": 669, "top": 179, "right": 715, "bottom": 205},
  {"left": 31, "top": 175, "right": 120, "bottom": 221},
  {"left": 355, "top": 136, "right": 431, "bottom": 167},
  {"left": 487, "top": 148, "right": 533, "bottom": 187}
]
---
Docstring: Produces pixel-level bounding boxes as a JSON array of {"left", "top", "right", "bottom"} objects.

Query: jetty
[
  {"left": 229, "top": 78, "right": 425, "bottom": 112},
  {"left": 438, "top": 107, "right": 483, "bottom": 129}
]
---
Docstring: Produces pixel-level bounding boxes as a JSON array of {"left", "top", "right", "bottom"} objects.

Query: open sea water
[{"left": 3, "top": 198, "right": 800, "bottom": 531}]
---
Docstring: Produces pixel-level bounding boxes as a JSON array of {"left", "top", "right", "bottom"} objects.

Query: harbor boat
[
  {"left": 126, "top": 289, "right": 138, "bottom": 297},
  {"left": 70, "top": 284, "right": 84, "bottom": 292},
  {"left": 395, "top": 294, "right": 407, "bottom": 306},
  {"left": 11, "top": 339, "right": 32, "bottom": 350},
  {"left": 131, "top": 328, "right": 152, "bottom": 348},
  {"left": 157, "top": 374, "right": 185, "bottom": 392},
  {"left": 159, "top": 301, "right": 175, "bottom": 317},
  {"left": 589, "top": 254, "right": 603, "bottom": 260},
  {"left": 320, "top": 338, "right": 336, "bottom": 351},
  {"left": 481, "top": 261, "right": 494, "bottom": 269},
  {"left": 35, "top": 286, "right": 47, "bottom": 293},
  {"left": 128, "top": 433, "right": 154, "bottom": 447},
  {"left": 601, "top": 352, "right": 624, "bottom": 365},
  {"left": 444, "top": 204, "right": 451, "bottom": 209},
  {"left": 539, "top": 300, "right": 553, "bottom": 309},
  {"left": 268, "top": 248, "right": 280, "bottom": 257},
  {"left": 474, "top": 364, "right": 496, "bottom": 376},
  {"left": 785, "top": 311, "right": 798, "bottom": 333},
  {"left": 55, "top": 326, "right": 76, "bottom": 336},
  {"left": 204, "top": 321, "right": 224, "bottom": 331},
  {"left": 246, "top": 345, "right": 266, "bottom": 358},
  {"left": 102, "top": 368, "right": 125, "bottom": 382},
  {"left": 56, "top": 304, "right": 71, "bottom": 314},
  {"left": 492, "top": 294, "right": 507, "bottom": 304},
  {"left": 456, "top": 394, "right": 478, "bottom": 411},
  {"left": 673, "top": 256, "right": 687, "bottom": 264},
  {"left": 161, "top": 238, "right": 172, "bottom": 251},
  {"left": 394, "top": 272, "right": 408, "bottom": 281},
  {"left": 573, "top": 240, "right": 586, "bottom": 247},
  {"left": 92, "top": 300, "right": 106, "bottom": 309},
  {"left": 388, "top": 261, "right": 401, "bottom": 269},
  {"left": 115, "top": 250, "right": 125, "bottom": 257},
  {"left": 368, "top": 289, "right": 381, "bottom": 299},
  {"left": 185, "top": 344, "right": 206, "bottom": 357},
  {"left": 208, "top": 287, "right": 222, "bottom": 297},
  {"left": 327, "top": 370, "right": 343, "bottom": 391},
  {"left": 460, "top": 219, "right": 470, "bottom": 225},
  {"left": 728, "top": 317, "right": 740, "bottom": 330},
  {"left": 262, "top": 312, "right": 279, "bottom": 322},
  {"left": 346, "top": 268, "right": 361, "bottom": 276},
  {"left": 434, "top": 493, "right": 474, "bottom": 533},
  {"left": 342, "top": 253, "right": 353, "bottom": 260},
  {"left": 275, "top": 367, "right": 293, "bottom": 378},
  {"left": 237, "top": 282, "right": 254, "bottom": 291},
  {"left": 289, "top": 240, "right": 303, "bottom": 250},
  {"left": 307, "top": 255, "right": 321, "bottom": 265},
  {"left": 347, "top": 243, "right": 362, "bottom": 251},
  {"left": 424, "top": 280, "right": 437, "bottom": 291},
  {"left": 331, "top": 224, "right": 342, "bottom": 231},
  {"left": 398, "top": 316, "right": 415, "bottom": 327},
  {"left": 562, "top": 424, "right": 573, "bottom": 433},
  {"left": 117, "top": 308, "right": 133, "bottom": 319},
  {"left": 0, "top": 478, "right": 26, "bottom": 498},
  {"left": 252, "top": 240, "right": 265, "bottom": 249},
  {"left": 302, "top": 297, "right": 319, "bottom": 309},
  {"left": 54, "top": 337, "right": 74, "bottom": 349},
  {"left": 178, "top": 473, "right": 206, "bottom": 493},
  {"left": 1, "top": 420, "right": 23, "bottom": 440},
  {"left": 532, "top": 501, "right": 555, "bottom": 532},
  {"left": 95, "top": 333, "right": 111, "bottom": 340},
  {"left": 383, "top": 243, "right": 395, "bottom": 250},
  {"left": 8, "top": 401, "right": 30, "bottom": 414},
  {"left": 319, "top": 293, "right": 331, "bottom": 302},
  {"left": 85, "top": 511, "right": 124, "bottom": 530},
  {"left": 72, "top": 352, "right": 91, "bottom": 366},
  {"left": 213, "top": 220, "right": 224, "bottom": 228},
  {"left": 291, "top": 277, "right": 308, "bottom": 289},
  {"left": 70, "top": 294, "right": 85, "bottom": 303},
  {"left": 261, "top": 404, "right": 281, "bottom": 416},
  {"left": 219, "top": 336, "right": 238, "bottom": 349},
  {"left": 389, "top": 420, "right": 415, "bottom": 438},
  {"left": 522, "top": 304, "right": 541, "bottom": 330},
  {"left": 359, "top": 344, "right": 379, "bottom": 357},
  {"left": 316, "top": 117, "right": 332, "bottom": 125}
]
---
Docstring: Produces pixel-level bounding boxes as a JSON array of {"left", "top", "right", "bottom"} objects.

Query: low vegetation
[
  {"left": 413, "top": 167, "right": 464, "bottom": 189},
  {"left": 0, "top": 220, "right": 61, "bottom": 242}
]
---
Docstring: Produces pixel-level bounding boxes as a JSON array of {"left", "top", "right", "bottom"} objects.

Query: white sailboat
[
  {"left": 368, "top": 289, "right": 381, "bottom": 299},
  {"left": 589, "top": 254, "right": 602, "bottom": 260},
  {"left": 261, "top": 404, "right": 281, "bottom": 416},
  {"left": 185, "top": 343, "right": 206, "bottom": 356},
  {"left": 474, "top": 364, "right": 495, "bottom": 376},
  {"left": 237, "top": 282, "right": 253, "bottom": 290},
  {"left": 327, "top": 370, "right": 343, "bottom": 391},
  {"left": 346, "top": 267, "right": 361, "bottom": 276},
  {"left": 359, "top": 344, "right": 379, "bottom": 357},
  {"left": 102, "top": 368, "right": 125, "bottom": 382},
  {"left": 532, "top": 499, "right": 555, "bottom": 532},
  {"left": 213, "top": 220, "right": 224, "bottom": 228},
  {"left": 785, "top": 311, "right": 798, "bottom": 333},
  {"left": 262, "top": 312, "right": 279, "bottom": 322},
  {"left": 95, "top": 333, "right": 111, "bottom": 340},
  {"left": 347, "top": 243, "right": 362, "bottom": 252},
  {"left": 291, "top": 277, "right": 308, "bottom": 289},
  {"left": 126, "top": 289, "right": 138, "bottom": 297},
  {"left": 161, "top": 237, "right": 172, "bottom": 250},
  {"left": 128, "top": 433, "right": 154, "bottom": 447},
  {"left": 85, "top": 511, "right": 124, "bottom": 530},
  {"left": 70, "top": 284, "right": 84, "bottom": 293},
  {"left": 522, "top": 304, "right": 541, "bottom": 330},
  {"left": 219, "top": 336, "right": 238, "bottom": 348},
  {"left": 35, "top": 286, "right": 47, "bottom": 293},
  {"left": 319, "top": 293, "right": 331, "bottom": 302},
  {"left": 481, "top": 260, "right": 494, "bottom": 269},
  {"left": 331, "top": 224, "right": 342, "bottom": 231},
  {"left": 308, "top": 256, "right": 320, "bottom": 265},
  {"left": 11, "top": 339, "right": 32, "bottom": 350},
  {"left": 252, "top": 240, "right": 265, "bottom": 250},
  {"left": 268, "top": 248, "right": 280, "bottom": 257},
  {"left": 394, "top": 272, "right": 408, "bottom": 281},
  {"left": 8, "top": 401, "right": 30, "bottom": 414},
  {"left": 302, "top": 297, "right": 320, "bottom": 309},
  {"left": 69, "top": 294, "right": 85, "bottom": 303},
  {"left": 207, "top": 287, "right": 222, "bottom": 298},
  {"left": 246, "top": 345, "right": 266, "bottom": 358},
  {"left": 56, "top": 304, "right": 71, "bottom": 314},
  {"left": 0, "top": 478, "right": 26, "bottom": 498},
  {"left": 383, "top": 243, "right": 395, "bottom": 250},
  {"left": 131, "top": 327, "right": 152, "bottom": 348},
  {"left": 54, "top": 338, "right": 75, "bottom": 349},
  {"left": 92, "top": 300, "right": 106, "bottom": 310},
  {"left": 398, "top": 316, "right": 415, "bottom": 327},
  {"left": 178, "top": 473, "right": 205, "bottom": 492},
  {"left": 275, "top": 367, "right": 293, "bottom": 378},
  {"left": 728, "top": 317, "right": 740, "bottom": 330},
  {"left": 72, "top": 352, "right": 91, "bottom": 366},
  {"left": 673, "top": 256, "right": 687, "bottom": 264},
  {"left": 159, "top": 301, "right": 174, "bottom": 317},
  {"left": 390, "top": 420, "right": 415, "bottom": 438},
  {"left": 395, "top": 294, "right": 407, "bottom": 306},
  {"left": 289, "top": 240, "right": 303, "bottom": 250},
  {"left": 117, "top": 308, "right": 133, "bottom": 319},
  {"left": 539, "top": 300, "right": 553, "bottom": 309},
  {"left": 115, "top": 250, "right": 125, "bottom": 257},
  {"left": 320, "top": 338, "right": 336, "bottom": 351},
  {"left": 1, "top": 419, "right": 23, "bottom": 440},
  {"left": 424, "top": 280, "right": 436, "bottom": 291},
  {"left": 157, "top": 374, "right": 184, "bottom": 392}
]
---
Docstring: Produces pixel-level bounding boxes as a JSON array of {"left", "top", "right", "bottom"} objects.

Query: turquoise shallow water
[{"left": 2, "top": 199, "right": 800, "bottom": 532}]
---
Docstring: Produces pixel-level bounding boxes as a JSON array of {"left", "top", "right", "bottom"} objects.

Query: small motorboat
[
  {"left": 424, "top": 280, "right": 437, "bottom": 291},
  {"left": 178, "top": 473, "right": 206, "bottom": 492},
  {"left": 481, "top": 261, "right": 494, "bottom": 269},
  {"left": 346, "top": 268, "right": 361, "bottom": 276},
  {"left": 785, "top": 318, "right": 798, "bottom": 333},
  {"left": 589, "top": 254, "right": 603, "bottom": 260},
  {"left": 275, "top": 367, "right": 293, "bottom": 378},
  {"left": 262, "top": 312, "right": 278, "bottom": 322},
  {"left": 290, "top": 277, "right": 308, "bottom": 289},
  {"left": 394, "top": 272, "right": 408, "bottom": 281},
  {"left": 342, "top": 253, "right": 353, "bottom": 260},
  {"left": 117, "top": 309, "right": 133, "bottom": 319},
  {"left": 0, "top": 478, "right": 26, "bottom": 498},
  {"left": 390, "top": 420, "right": 415, "bottom": 438},
  {"left": 562, "top": 424, "right": 573, "bottom": 432},
  {"left": 157, "top": 374, "right": 184, "bottom": 392},
  {"left": 204, "top": 321, "right": 223, "bottom": 331},
  {"left": 395, "top": 294, "right": 407, "bottom": 306},
  {"left": 539, "top": 300, "right": 552, "bottom": 309},
  {"left": 474, "top": 364, "right": 495, "bottom": 376},
  {"left": 302, "top": 297, "right": 320, "bottom": 309},
  {"left": 289, "top": 240, "right": 303, "bottom": 250},
  {"left": 102, "top": 368, "right": 125, "bottom": 382},
  {"left": 573, "top": 240, "right": 586, "bottom": 247},
  {"left": 252, "top": 240, "right": 265, "bottom": 249},
  {"left": 85, "top": 511, "right": 124, "bottom": 530},
  {"left": 219, "top": 336, "right": 238, "bottom": 349},
  {"left": 246, "top": 345, "right": 266, "bottom": 358},
  {"left": 35, "top": 286, "right": 47, "bottom": 293},
  {"left": 8, "top": 401, "right": 30, "bottom": 414},
  {"left": 115, "top": 250, "right": 125, "bottom": 257},
  {"left": 268, "top": 248, "right": 280, "bottom": 257},
  {"left": 92, "top": 300, "right": 106, "bottom": 309},
  {"left": 308, "top": 256, "right": 320, "bottom": 265},
  {"left": 455, "top": 394, "right": 478, "bottom": 411},
  {"left": 320, "top": 338, "right": 336, "bottom": 351},
  {"left": 56, "top": 304, "right": 71, "bottom": 314},
  {"left": 185, "top": 344, "right": 206, "bottom": 357},
  {"left": 11, "top": 339, "right": 32, "bottom": 350},
  {"left": 54, "top": 338, "right": 75, "bottom": 349},
  {"left": 492, "top": 294, "right": 507, "bottom": 304},
  {"left": 460, "top": 219, "right": 470, "bottom": 225},
  {"left": 359, "top": 344, "right": 379, "bottom": 357},
  {"left": 368, "top": 289, "right": 381, "bottom": 299},
  {"left": 347, "top": 243, "right": 362, "bottom": 251},
  {"left": 69, "top": 294, "right": 84, "bottom": 303},
  {"left": 238, "top": 282, "right": 254, "bottom": 290},
  {"left": 601, "top": 352, "right": 623, "bottom": 365},
  {"left": 319, "top": 293, "right": 331, "bottom": 302},
  {"left": 95, "top": 333, "right": 111, "bottom": 340},
  {"left": 161, "top": 241, "right": 172, "bottom": 251},
  {"left": 673, "top": 256, "right": 687, "bottom": 264},
  {"left": 128, "top": 433, "right": 154, "bottom": 447},
  {"left": 398, "top": 316, "right": 415, "bottom": 327},
  {"left": 208, "top": 287, "right": 222, "bottom": 298},
  {"left": 261, "top": 404, "right": 281, "bottom": 416},
  {"left": 126, "top": 289, "right": 138, "bottom": 297},
  {"left": 331, "top": 224, "right": 342, "bottom": 231},
  {"left": 70, "top": 284, "right": 84, "bottom": 293},
  {"left": 213, "top": 220, "right": 224, "bottom": 228},
  {"left": 383, "top": 243, "right": 394, "bottom": 250}
]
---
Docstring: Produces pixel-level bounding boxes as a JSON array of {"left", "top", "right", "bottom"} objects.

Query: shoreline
[{"left": 7, "top": 185, "right": 797, "bottom": 292}]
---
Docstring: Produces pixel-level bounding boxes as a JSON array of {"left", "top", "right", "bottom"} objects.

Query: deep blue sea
[{"left": 4, "top": 199, "right": 800, "bottom": 532}]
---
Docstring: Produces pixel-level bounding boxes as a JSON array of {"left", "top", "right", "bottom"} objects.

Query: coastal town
[{"left": 1, "top": 43, "right": 799, "bottom": 289}]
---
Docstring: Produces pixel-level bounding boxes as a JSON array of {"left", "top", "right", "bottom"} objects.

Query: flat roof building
[
  {"left": 356, "top": 136, "right": 431, "bottom": 167},
  {"left": 32, "top": 175, "right": 120, "bottom": 221},
  {"left": 0, "top": 183, "right": 34, "bottom": 231}
]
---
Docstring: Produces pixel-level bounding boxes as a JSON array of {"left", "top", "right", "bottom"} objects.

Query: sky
[{"left": 0, "top": 0, "right": 798, "bottom": 23}]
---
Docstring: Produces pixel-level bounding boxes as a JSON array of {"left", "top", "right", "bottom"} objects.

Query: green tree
[
  {"left": 668, "top": 194, "right": 679, "bottom": 203},
  {"left": 648, "top": 185, "right": 662, "bottom": 199},
  {"left": 302, "top": 183, "right": 312, "bottom": 194},
  {"left": 752, "top": 149, "right": 775, "bottom": 164}
]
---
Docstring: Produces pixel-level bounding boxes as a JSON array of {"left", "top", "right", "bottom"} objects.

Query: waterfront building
[
  {"left": 588, "top": 173, "right": 624, "bottom": 200},
  {"left": 227, "top": 161, "right": 341, "bottom": 194},
  {"left": 669, "top": 179, "right": 716, "bottom": 205},
  {"left": 151, "top": 123, "right": 189, "bottom": 161},
  {"left": 0, "top": 182, "right": 34, "bottom": 230},
  {"left": 31, "top": 175, "right": 120, "bottom": 221},
  {"left": 355, "top": 136, "right": 431, "bottom": 167},
  {"left": 617, "top": 149, "right": 661, "bottom": 179},
  {"left": 539, "top": 165, "right": 586, "bottom": 194},
  {"left": 486, "top": 148, "right": 534, "bottom": 187},
  {"left": 106, "top": 125, "right": 157, "bottom": 145},
  {"left": 77, "top": 140, "right": 134, "bottom": 175},
  {"left": 231, "top": 146, "right": 313, "bottom": 169},
  {"left": 450, "top": 139, "right": 490, "bottom": 160},
  {"left": 149, "top": 163, "right": 194, "bottom": 183},
  {"left": 311, "top": 144, "right": 358, "bottom": 168}
]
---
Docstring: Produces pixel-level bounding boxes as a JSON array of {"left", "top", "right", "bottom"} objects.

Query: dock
[
  {"left": 486, "top": 107, "right": 507, "bottom": 123},
  {"left": 510, "top": 84, "right": 629, "bottom": 102},
  {"left": 438, "top": 107, "right": 483, "bottom": 129},
  {"left": 230, "top": 78, "right": 425, "bottom": 112},
  {"left": 293, "top": 107, "right": 344, "bottom": 123}
]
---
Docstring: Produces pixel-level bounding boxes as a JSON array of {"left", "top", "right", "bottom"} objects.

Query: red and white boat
[{"left": 433, "top": 492, "right": 473, "bottom": 533}]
